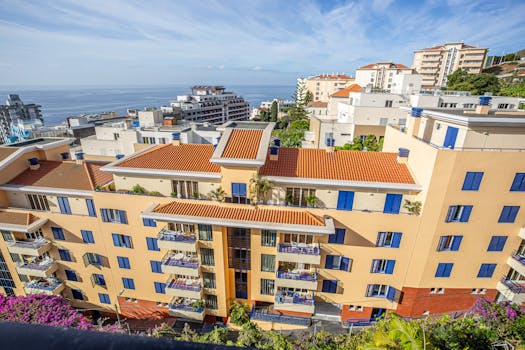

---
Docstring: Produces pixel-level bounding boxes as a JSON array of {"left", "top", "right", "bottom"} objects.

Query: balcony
[
  {"left": 16, "top": 258, "right": 57, "bottom": 278},
  {"left": 519, "top": 227, "right": 525, "bottom": 240},
  {"left": 277, "top": 243, "right": 321, "bottom": 265},
  {"left": 168, "top": 297, "right": 205, "bottom": 321},
  {"left": 496, "top": 277, "right": 525, "bottom": 304},
  {"left": 7, "top": 238, "right": 51, "bottom": 256},
  {"left": 161, "top": 253, "right": 200, "bottom": 277},
  {"left": 275, "top": 270, "right": 318, "bottom": 290},
  {"left": 157, "top": 228, "right": 197, "bottom": 252},
  {"left": 274, "top": 291, "right": 315, "bottom": 314},
  {"left": 250, "top": 306, "right": 311, "bottom": 326},
  {"left": 165, "top": 277, "right": 202, "bottom": 299},
  {"left": 24, "top": 278, "right": 64, "bottom": 296},
  {"left": 507, "top": 251, "right": 525, "bottom": 277}
]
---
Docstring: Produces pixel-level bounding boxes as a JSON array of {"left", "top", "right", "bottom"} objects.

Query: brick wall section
[
  {"left": 341, "top": 305, "right": 373, "bottom": 321},
  {"left": 117, "top": 297, "right": 170, "bottom": 319},
  {"left": 395, "top": 287, "right": 498, "bottom": 317}
]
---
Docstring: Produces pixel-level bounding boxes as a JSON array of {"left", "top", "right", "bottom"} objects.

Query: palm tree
[
  {"left": 362, "top": 315, "right": 426, "bottom": 350},
  {"left": 209, "top": 187, "right": 226, "bottom": 202},
  {"left": 249, "top": 174, "right": 272, "bottom": 204}
]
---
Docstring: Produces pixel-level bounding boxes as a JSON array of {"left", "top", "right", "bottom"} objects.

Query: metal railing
[
  {"left": 275, "top": 293, "right": 314, "bottom": 305},
  {"left": 18, "top": 258, "right": 55, "bottom": 271},
  {"left": 8, "top": 238, "right": 48, "bottom": 249},
  {"left": 500, "top": 276, "right": 525, "bottom": 294},
  {"left": 167, "top": 279, "right": 202, "bottom": 292},
  {"left": 511, "top": 250, "right": 525, "bottom": 265},
  {"left": 249, "top": 306, "right": 311, "bottom": 326},
  {"left": 25, "top": 278, "right": 61, "bottom": 291},
  {"left": 278, "top": 242, "right": 320, "bottom": 255},
  {"left": 276, "top": 269, "right": 318, "bottom": 281},
  {"left": 162, "top": 253, "right": 199, "bottom": 269},
  {"left": 157, "top": 228, "right": 196, "bottom": 243}
]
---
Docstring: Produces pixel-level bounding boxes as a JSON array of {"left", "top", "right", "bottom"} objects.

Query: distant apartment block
[
  {"left": 355, "top": 62, "right": 414, "bottom": 92},
  {"left": 413, "top": 42, "right": 488, "bottom": 88},
  {"left": 299, "top": 74, "right": 355, "bottom": 103},
  {"left": 0, "top": 95, "right": 43, "bottom": 144}
]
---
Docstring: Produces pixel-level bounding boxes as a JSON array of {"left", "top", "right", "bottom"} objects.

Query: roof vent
[
  {"left": 172, "top": 132, "right": 181, "bottom": 146},
  {"left": 116, "top": 154, "right": 124, "bottom": 160},
  {"left": 75, "top": 152, "right": 84, "bottom": 164},
  {"left": 479, "top": 96, "right": 492, "bottom": 106},
  {"left": 274, "top": 138, "right": 281, "bottom": 147},
  {"left": 326, "top": 138, "right": 335, "bottom": 153},
  {"left": 28, "top": 157, "right": 40, "bottom": 170},
  {"left": 397, "top": 148, "right": 410, "bottom": 164},
  {"left": 269, "top": 146, "right": 279, "bottom": 161},
  {"left": 60, "top": 152, "right": 69, "bottom": 160}
]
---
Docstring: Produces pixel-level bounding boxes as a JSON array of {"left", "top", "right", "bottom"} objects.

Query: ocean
[{"left": 0, "top": 85, "right": 296, "bottom": 126}]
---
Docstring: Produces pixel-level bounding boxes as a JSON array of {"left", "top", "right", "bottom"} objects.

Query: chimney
[
  {"left": 75, "top": 152, "right": 84, "bottom": 164},
  {"left": 326, "top": 137, "right": 335, "bottom": 153},
  {"left": 171, "top": 132, "right": 181, "bottom": 146},
  {"left": 269, "top": 146, "right": 279, "bottom": 161},
  {"left": 60, "top": 152, "right": 70, "bottom": 160},
  {"left": 397, "top": 148, "right": 410, "bottom": 164},
  {"left": 28, "top": 157, "right": 40, "bottom": 170},
  {"left": 407, "top": 107, "right": 423, "bottom": 137},
  {"left": 475, "top": 96, "right": 492, "bottom": 114}
]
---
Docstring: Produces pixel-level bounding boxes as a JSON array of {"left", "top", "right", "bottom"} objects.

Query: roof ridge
[
  {"left": 82, "top": 162, "right": 95, "bottom": 191},
  {"left": 304, "top": 211, "right": 324, "bottom": 226}
]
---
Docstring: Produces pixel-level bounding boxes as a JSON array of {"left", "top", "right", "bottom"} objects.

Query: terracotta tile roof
[
  {"left": 0, "top": 147, "right": 18, "bottom": 162},
  {"left": 307, "top": 101, "right": 328, "bottom": 108},
  {"left": 115, "top": 144, "right": 220, "bottom": 173},
  {"left": 259, "top": 148, "right": 415, "bottom": 184},
  {"left": 153, "top": 201, "right": 325, "bottom": 226},
  {"left": 85, "top": 161, "right": 113, "bottom": 186},
  {"left": 0, "top": 211, "right": 39, "bottom": 225},
  {"left": 421, "top": 45, "right": 444, "bottom": 50},
  {"left": 9, "top": 161, "right": 95, "bottom": 190},
  {"left": 222, "top": 129, "right": 263, "bottom": 159},
  {"left": 330, "top": 84, "right": 362, "bottom": 97}
]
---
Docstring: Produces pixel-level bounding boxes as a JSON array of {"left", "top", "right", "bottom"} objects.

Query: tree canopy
[{"left": 445, "top": 69, "right": 500, "bottom": 95}]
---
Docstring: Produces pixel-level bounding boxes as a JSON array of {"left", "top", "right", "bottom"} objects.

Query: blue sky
[{"left": 0, "top": 0, "right": 523, "bottom": 86}]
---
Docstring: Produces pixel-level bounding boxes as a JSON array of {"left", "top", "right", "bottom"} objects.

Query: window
[
  {"left": 322, "top": 280, "right": 338, "bottom": 293},
  {"left": 499, "top": 206, "right": 520, "bottom": 223},
  {"left": 100, "top": 209, "right": 127, "bottom": 224},
  {"left": 57, "top": 197, "right": 72, "bottom": 214},
  {"left": 71, "top": 289, "right": 83, "bottom": 300},
  {"left": 370, "top": 259, "right": 396, "bottom": 274},
  {"left": 437, "top": 235, "right": 463, "bottom": 251},
  {"left": 445, "top": 205, "right": 473, "bottom": 222},
  {"left": 328, "top": 228, "right": 345, "bottom": 244},
  {"left": 150, "top": 260, "right": 162, "bottom": 273},
  {"left": 231, "top": 183, "right": 248, "bottom": 203},
  {"left": 443, "top": 126, "right": 459, "bottom": 149},
  {"left": 462, "top": 172, "right": 484, "bottom": 191},
  {"left": 487, "top": 236, "right": 508, "bottom": 251},
  {"left": 286, "top": 188, "right": 315, "bottom": 207},
  {"left": 65, "top": 270, "right": 78, "bottom": 281},
  {"left": 477, "top": 264, "right": 496, "bottom": 278},
  {"left": 142, "top": 218, "right": 156, "bottom": 227},
  {"left": 337, "top": 191, "right": 354, "bottom": 211},
  {"left": 81, "top": 230, "right": 95, "bottom": 244},
  {"left": 435, "top": 263, "right": 453, "bottom": 278},
  {"left": 325, "top": 255, "right": 351, "bottom": 271},
  {"left": 203, "top": 272, "right": 216, "bottom": 289},
  {"left": 85, "top": 253, "right": 102, "bottom": 266},
  {"left": 379, "top": 118, "right": 388, "bottom": 126},
  {"left": 172, "top": 180, "right": 198, "bottom": 198},
  {"left": 261, "top": 279, "right": 275, "bottom": 295},
  {"left": 112, "top": 234, "right": 132, "bottom": 248},
  {"left": 27, "top": 194, "right": 49, "bottom": 211},
  {"left": 430, "top": 288, "right": 445, "bottom": 294},
  {"left": 117, "top": 256, "right": 130, "bottom": 269},
  {"left": 235, "top": 271, "right": 248, "bottom": 299},
  {"left": 154, "top": 282, "right": 166, "bottom": 294},
  {"left": 205, "top": 294, "right": 218, "bottom": 309},
  {"left": 122, "top": 277, "right": 135, "bottom": 289},
  {"left": 198, "top": 224, "right": 213, "bottom": 241},
  {"left": 384, "top": 194, "right": 402, "bottom": 214},
  {"left": 498, "top": 103, "right": 510, "bottom": 109},
  {"left": 1, "top": 231, "right": 13, "bottom": 242},
  {"left": 261, "top": 230, "right": 276, "bottom": 247},
  {"left": 366, "top": 284, "right": 388, "bottom": 297},
  {"left": 93, "top": 274, "right": 106, "bottom": 287},
  {"left": 146, "top": 237, "right": 159, "bottom": 251},
  {"left": 86, "top": 199, "right": 96, "bottom": 217},
  {"left": 510, "top": 173, "right": 525, "bottom": 191},
  {"left": 52, "top": 227, "right": 65, "bottom": 240},
  {"left": 58, "top": 249, "right": 72, "bottom": 262},
  {"left": 385, "top": 100, "right": 393, "bottom": 107},
  {"left": 463, "top": 103, "right": 475, "bottom": 108},
  {"left": 98, "top": 293, "right": 110, "bottom": 304},
  {"left": 376, "top": 232, "right": 402, "bottom": 248},
  {"left": 261, "top": 254, "right": 275, "bottom": 272},
  {"left": 200, "top": 248, "right": 215, "bottom": 266}
]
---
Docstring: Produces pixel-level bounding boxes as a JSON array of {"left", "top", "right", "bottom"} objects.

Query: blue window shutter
[
  {"left": 444, "top": 263, "right": 453, "bottom": 277},
  {"left": 52, "top": 227, "right": 65, "bottom": 240},
  {"left": 112, "top": 234, "right": 120, "bottom": 247},
  {"left": 384, "top": 195, "right": 393, "bottom": 213},
  {"left": 384, "top": 194, "right": 402, "bottom": 214},
  {"left": 150, "top": 260, "right": 162, "bottom": 273},
  {"left": 510, "top": 173, "right": 525, "bottom": 191},
  {"left": 437, "top": 236, "right": 446, "bottom": 251},
  {"left": 86, "top": 199, "right": 96, "bottom": 217},
  {"left": 118, "top": 210, "right": 127, "bottom": 224},
  {"left": 232, "top": 183, "right": 239, "bottom": 195},
  {"left": 123, "top": 235, "right": 132, "bottom": 248},
  {"left": 450, "top": 236, "right": 462, "bottom": 251},
  {"left": 58, "top": 197, "right": 71, "bottom": 214},
  {"left": 328, "top": 232, "right": 337, "bottom": 243},
  {"left": 385, "top": 260, "right": 395, "bottom": 274},
  {"left": 330, "top": 280, "right": 338, "bottom": 293},
  {"left": 488, "top": 236, "right": 507, "bottom": 251},
  {"left": 101, "top": 209, "right": 109, "bottom": 222},
  {"left": 345, "top": 192, "right": 354, "bottom": 210},
  {"left": 59, "top": 249, "right": 71, "bottom": 261},
  {"left": 330, "top": 228, "right": 345, "bottom": 244},
  {"left": 499, "top": 206, "right": 520, "bottom": 223},
  {"left": 443, "top": 126, "right": 459, "bottom": 149},
  {"left": 239, "top": 183, "right": 247, "bottom": 195},
  {"left": 322, "top": 280, "right": 330, "bottom": 292},
  {"left": 386, "top": 287, "right": 396, "bottom": 301},
  {"left": 337, "top": 191, "right": 346, "bottom": 210},
  {"left": 445, "top": 206, "right": 457, "bottom": 222},
  {"left": 99, "top": 293, "right": 110, "bottom": 304},
  {"left": 340, "top": 257, "right": 350, "bottom": 271},
  {"left": 325, "top": 255, "right": 334, "bottom": 269},
  {"left": 462, "top": 172, "right": 483, "bottom": 191},
  {"left": 460, "top": 206, "right": 472, "bottom": 222},
  {"left": 436, "top": 263, "right": 453, "bottom": 277},
  {"left": 478, "top": 264, "right": 496, "bottom": 278},
  {"left": 391, "top": 233, "right": 402, "bottom": 248},
  {"left": 371, "top": 259, "right": 379, "bottom": 273}
]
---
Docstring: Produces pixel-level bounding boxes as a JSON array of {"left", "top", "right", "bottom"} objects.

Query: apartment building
[
  {"left": 299, "top": 74, "right": 355, "bottom": 103},
  {"left": 355, "top": 62, "right": 414, "bottom": 92},
  {"left": 0, "top": 114, "right": 523, "bottom": 329},
  {"left": 412, "top": 42, "right": 488, "bottom": 88},
  {"left": 169, "top": 86, "right": 250, "bottom": 125},
  {"left": 0, "top": 95, "right": 43, "bottom": 144}
]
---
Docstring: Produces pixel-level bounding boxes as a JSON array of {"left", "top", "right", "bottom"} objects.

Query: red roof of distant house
[
  {"left": 359, "top": 62, "right": 409, "bottom": 69},
  {"left": 307, "top": 101, "right": 328, "bottom": 107},
  {"left": 330, "top": 84, "right": 362, "bottom": 97}
]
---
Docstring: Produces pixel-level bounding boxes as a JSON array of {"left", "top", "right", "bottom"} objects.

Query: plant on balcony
[
  {"left": 404, "top": 200, "right": 422, "bottom": 215},
  {"left": 305, "top": 194, "right": 319, "bottom": 208},
  {"left": 171, "top": 191, "right": 177, "bottom": 197},
  {"left": 193, "top": 191, "right": 200, "bottom": 199},
  {"left": 249, "top": 174, "right": 272, "bottom": 204},
  {"left": 149, "top": 191, "right": 162, "bottom": 196},
  {"left": 285, "top": 193, "right": 294, "bottom": 206},
  {"left": 209, "top": 187, "right": 226, "bottom": 202},
  {"left": 229, "top": 300, "right": 250, "bottom": 326},
  {"left": 191, "top": 299, "right": 205, "bottom": 311},
  {"left": 132, "top": 184, "right": 146, "bottom": 194}
]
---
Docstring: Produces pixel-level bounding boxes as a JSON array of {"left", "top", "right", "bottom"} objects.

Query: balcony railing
[
  {"left": 162, "top": 254, "right": 199, "bottom": 269},
  {"left": 18, "top": 258, "right": 55, "bottom": 271},
  {"left": 250, "top": 306, "right": 311, "bottom": 326},
  {"left": 8, "top": 238, "right": 48, "bottom": 250},
  {"left": 277, "top": 270, "right": 317, "bottom": 281},
  {"left": 512, "top": 251, "right": 525, "bottom": 266},
  {"left": 167, "top": 279, "right": 202, "bottom": 292},
  {"left": 25, "top": 278, "right": 62, "bottom": 292},
  {"left": 275, "top": 292, "right": 314, "bottom": 305},
  {"left": 169, "top": 298, "right": 204, "bottom": 313},
  {"left": 500, "top": 277, "right": 525, "bottom": 294},
  {"left": 278, "top": 243, "right": 320, "bottom": 255},
  {"left": 158, "top": 228, "right": 196, "bottom": 243}
]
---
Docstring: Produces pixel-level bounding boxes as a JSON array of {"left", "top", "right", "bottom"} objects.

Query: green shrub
[{"left": 131, "top": 184, "right": 146, "bottom": 194}]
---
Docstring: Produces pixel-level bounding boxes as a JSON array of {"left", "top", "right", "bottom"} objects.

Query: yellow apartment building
[
  {"left": 300, "top": 74, "right": 355, "bottom": 103},
  {"left": 0, "top": 109, "right": 523, "bottom": 327}
]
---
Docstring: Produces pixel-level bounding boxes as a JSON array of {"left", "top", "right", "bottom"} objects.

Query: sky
[{"left": 0, "top": 0, "right": 524, "bottom": 86}]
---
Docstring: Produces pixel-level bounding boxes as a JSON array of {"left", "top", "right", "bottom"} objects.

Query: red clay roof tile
[
  {"left": 222, "top": 130, "right": 263, "bottom": 159},
  {"left": 9, "top": 161, "right": 95, "bottom": 190},
  {"left": 330, "top": 84, "right": 362, "bottom": 97}
]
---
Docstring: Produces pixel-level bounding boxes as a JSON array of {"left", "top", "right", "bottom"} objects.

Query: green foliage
[
  {"left": 198, "top": 326, "right": 229, "bottom": 344},
  {"left": 270, "top": 101, "right": 278, "bottom": 122},
  {"left": 445, "top": 69, "right": 501, "bottom": 95},
  {"left": 259, "top": 109, "right": 270, "bottom": 122},
  {"left": 151, "top": 323, "right": 177, "bottom": 339},
  {"left": 132, "top": 184, "right": 146, "bottom": 194},
  {"left": 335, "top": 135, "right": 383, "bottom": 152},
  {"left": 237, "top": 322, "right": 262, "bottom": 347},
  {"left": 191, "top": 299, "right": 205, "bottom": 311},
  {"left": 362, "top": 315, "right": 426, "bottom": 350},
  {"left": 498, "top": 81, "right": 525, "bottom": 97},
  {"left": 305, "top": 193, "right": 318, "bottom": 207},
  {"left": 257, "top": 331, "right": 294, "bottom": 350},
  {"left": 209, "top": 187, "right": 226, "bottom": 202},
  {"left": 403, "top": 200, "right": 422, "bottom": 215},
  {"left": 176, "top": 323, "right": 199, "bottom": 342},
  {"left": 427, "top": 315, "right": 494, "bottom": 350},
  {"left": 249, "top": 174, "right": 272, "bottom": 204},
  {"left": 229, "top": 300, "right": 250, "bottom": 326},
  {"left": 149, "top": 191, "right": 161, "bottom": 196}
]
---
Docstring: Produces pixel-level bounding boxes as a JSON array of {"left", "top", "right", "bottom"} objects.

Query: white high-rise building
[{"left": 355, "top": 62, "right": 414, "bottom": 92}]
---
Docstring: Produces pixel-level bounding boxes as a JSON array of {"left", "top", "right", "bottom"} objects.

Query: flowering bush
[
  {"left": 471, "top": 298, "right": 525, "bottom": 343},
  {"left": 0, "top": 294, "right": 92, "bottom": 329}
]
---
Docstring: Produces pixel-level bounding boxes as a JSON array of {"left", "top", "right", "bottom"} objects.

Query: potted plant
[
  {"left": 305, "top": 194, "right": 318, "bottom": 208},
  {"left": 132, "top": 184, "right": 146, "bottom": 194},
  {"left": 285, "top": 193, "right": 294, "bottom": 206},
  {"left": 149, "top": 191, "right": 162, "bottom": 196},
  {"left": 209, "top": 187, "right": 226, "bottom": 202},
  {"left": 191, "top": 299, "right": 205, "bottom": 311},
  {"left": 171, "top": 191, "right": 177, "bottom": 197},
  {"left": 403, "top": 200, "right": 422, "bottom": 215},
  {"left": 193, "top": 191, "right": 200, "bottom": 199}
]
